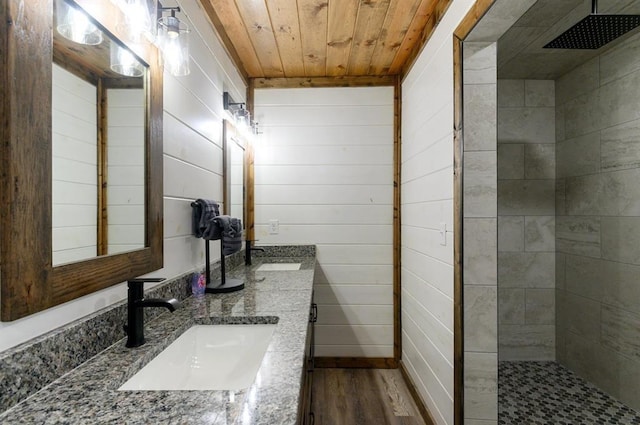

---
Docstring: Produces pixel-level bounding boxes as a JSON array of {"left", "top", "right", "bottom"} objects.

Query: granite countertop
[{"left": 0, "top": 257, "right": 315, "bottom": 425}]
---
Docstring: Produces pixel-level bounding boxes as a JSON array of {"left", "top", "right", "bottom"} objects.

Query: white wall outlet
[
  {"left": 439, "top": 222, "right": 447, "bottom": 246},
  {"left": 269, "top": 219, "right": 279, "bottom": 235}
]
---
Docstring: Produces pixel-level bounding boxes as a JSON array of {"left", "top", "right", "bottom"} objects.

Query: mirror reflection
[
  {"left": 52, "top": 0, "right": 147, "bottom": 266},
  {"left": 224, "top": 120, "right": 246, "bottom": 227}
]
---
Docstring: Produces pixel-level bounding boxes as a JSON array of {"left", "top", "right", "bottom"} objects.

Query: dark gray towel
[
  {"left": 213, "top": 215, "right": 243, "bottom": 255},
  {"left": 191, "top": 199, "right": 220, "bottom": 238}
]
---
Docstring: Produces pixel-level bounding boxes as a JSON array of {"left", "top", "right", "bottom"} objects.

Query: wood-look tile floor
[{"left": 312, "top": 368, "right": 427, "bottom": 425}]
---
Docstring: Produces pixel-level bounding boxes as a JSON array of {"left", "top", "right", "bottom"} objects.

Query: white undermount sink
[
  {"left": 255, "top": 263, "right": 301, "bottom": 271},
  {"left": 118, "top": 324, "right": 276, "bottom": 391}
]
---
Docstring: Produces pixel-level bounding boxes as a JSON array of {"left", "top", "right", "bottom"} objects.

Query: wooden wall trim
[
  {"left": 245, "top": 80, "right": 256, "bottom": 243},
  {"left": 393, "top": 76, "right": 402, "bottom": 363},
  {"left": 453, "top": 35, "right": 464, "bottom": 425},
  {"left": 454, "top": 0, "right": 497, "bottom": 39},
  {"left": 400, "top": 0, "right": 454, "bottom": 82},
  {"left": 315, "top": 357, "right": 398, "bottom": 369},
  {"left": 399, "top": 360, "right": 437, "bottom": 425},
  {"left": 252, "top": 76, "right": 396, "bottom": 89},
  {"left": 452, "top": 1, "right": 498, "bottom": 424}
]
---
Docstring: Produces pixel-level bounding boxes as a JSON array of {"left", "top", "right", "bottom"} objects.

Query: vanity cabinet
[{"left": 298, "top": 293, "right": 317, "bottom": 424}]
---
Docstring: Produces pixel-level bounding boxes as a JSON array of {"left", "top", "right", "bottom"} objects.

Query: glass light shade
[
  {"left": 157, "top": 16, "right": 190, "bottom": 77},
  {"left": 55, "top": 0, "right": 103, "bottom": 45},
  {"left": 115, "top": 0, "right": 156, "bottom": 42},
  {"left": 110, "top": 42, "right": 145, "bottom": 77},
  {"left": 234, "top": 108, "right": 251, "bottom": 130}
]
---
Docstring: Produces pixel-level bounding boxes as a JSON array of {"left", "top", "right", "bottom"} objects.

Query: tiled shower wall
[
  {"left": 497, "top": 79, "right": 556, "bottom": 361},
  {"left": 555, "top": 32, "right": 640, "bottom": 412}
]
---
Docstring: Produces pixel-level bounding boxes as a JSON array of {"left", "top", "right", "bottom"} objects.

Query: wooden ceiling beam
[{"left": 253, "top": 75, "right": 396, "bottom": 88}]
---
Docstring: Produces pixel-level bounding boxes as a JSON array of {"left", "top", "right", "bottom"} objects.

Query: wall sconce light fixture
[
  {"left": 157, "top": 6, "right": 191, "bottom": 77},
  {"left": 55, "top": 0, "right": 103, "bottom": 45},
  {"left": 224, "top": 92, "right": 255, "bottom": 131},
  {"left": 113, "top": 0, "right": 156, "bottom": 43},
  {"left": 110, "top": 42, "right": 145, "bottom": 77}
]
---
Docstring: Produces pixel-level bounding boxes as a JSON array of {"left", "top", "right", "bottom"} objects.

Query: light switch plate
[
  {"left": 439, "top": 222, "right": 446, "bottom": 246},
  {"left": 269, "top": 219, "right": 279, "bottom": 235}
]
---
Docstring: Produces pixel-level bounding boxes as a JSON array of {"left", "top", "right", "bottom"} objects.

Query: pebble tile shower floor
[{"left": 499, "top": 361, "right": 640, "bottom": 424}]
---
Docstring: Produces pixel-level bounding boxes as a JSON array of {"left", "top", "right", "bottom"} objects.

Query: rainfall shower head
[{"left": 544, "top": 0, "right": 640, "bottom": 49}]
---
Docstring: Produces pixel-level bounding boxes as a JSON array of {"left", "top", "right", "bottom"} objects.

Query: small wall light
[
  {"left": 157, "top": 6, "right": 191, "bottom": 77},
  {"left": 223, "top": 92, "right": 252, "bottom": 129},
  {"left": 55, "top": 0, "right": 103, "bottom": 45}
]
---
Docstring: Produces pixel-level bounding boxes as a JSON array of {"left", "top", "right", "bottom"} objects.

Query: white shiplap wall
[
  {"left": 401, "top": 1, "right": 476, "bottom": 424},
  {"left": 254, "top": 87, "right": 394, "bottom": 358},
  {"left": 0, "top": 0, "right": 245, "bottom": 352}
]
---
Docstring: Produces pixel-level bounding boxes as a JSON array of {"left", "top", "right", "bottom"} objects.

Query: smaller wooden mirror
[{"left": 223, "top": 119, "right": 247, "bottom": 226}]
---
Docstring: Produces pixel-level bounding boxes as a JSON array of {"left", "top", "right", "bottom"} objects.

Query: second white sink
[{"left": 119, "top": 324, "right": 276, "bottom": 391}]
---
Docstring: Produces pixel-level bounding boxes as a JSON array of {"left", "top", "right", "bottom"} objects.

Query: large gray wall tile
[
  {"left": 556, "top": 216, "right": 601, "bottom": 257},
  {"left": 464, "top": 285, "right": 497, "bottom": 353},
  {"left": 566, "top": 168, "right": 640, "bottom": 216},
  {"left": 464, "top": 219, "right": 498, "bottom": 285},
  {"left": 498, "top": 216, "right": 524, "bottom": 252},
  {"left": 601, "top": 216, "right": 640, "bottom": 265},
  {"left": 556, "top": 57, "right": 599, "bottom": 105},
  {"left": 524, "top": 144, "right": 555, "bottom": 179},
  {"left": 525, "top": 80, "right": 555, "bottom": 107},
  {"left": 497, "top": 144, "right": 524, "bottom": 179},
  {"left": 525, "top": 288, "right": 555, "bottom": 325},
  {"left": 499, "top": 324, "right": 555, "bottom": 360},
  {"left": 601, "top": 118, "right": 640, "bottom": 172},
  {"left": 555, "top": 253, "right": 566, "bottom": 290},
  {"left": 563, "top": 294, "right": 600, "bottom": 340},
  {"left": 498, "top": 79, "right": 524, "bottom": 107},
  {"left": 556, "top": 179, "right": 566, "bottom": 216},
  {"left": 464, "top": 352, "right": 498, "bottom": 421},
  {"left": 498, "top": 107, "right": 556, "bottom": 144},
  {"left": 498, "top": 252, "right": 555, "bottom": 288},
  {"left": 465, "top": 151, "right": 497, "bottom": 217},
  {"left": 600, "top": 31, "right": 640, "bottom": 86},
  {"left": 556, "top": 132, "right": 600, "bottom": 178},
  {"left": 498, "top": 180, "right": 555, "bottom": 215},
  {"left": 563, "top": 92, "right": 601, "bottom": 139},
  {"left": 499, "top": 288, "right": 525, "bottom": 325},
  {"left": 601, "top": 305, "right": 640, "bottom": 361},
  {"left": 464, "top": 43, "right": 497, "bottom": 84},
  {"left": 599, "top": 70, "right": 640, "bottom": 131},
  {"left": 565, "top": 255, "right": 603, "bottom": 301},
  {"left": 525, "top": 216, "right": 555, "bottom": 252},
  {"left": 556, "top": 105, "right": 566, "bottom": 142},
  {"left": 465, "top": 84, "right": 497, "bottom": 151}
]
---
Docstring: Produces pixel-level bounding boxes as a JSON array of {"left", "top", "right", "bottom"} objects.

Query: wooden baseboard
[
  {"left": 314, "top": 357, "right": 398, "bottom": 369},
  {"left": 399, "top": 360, "right": 437, "bottom": 425}
]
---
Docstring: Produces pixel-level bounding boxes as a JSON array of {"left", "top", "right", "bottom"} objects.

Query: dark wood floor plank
[{"left": 312, "top": 368, "right": 426, "bottom": 425}]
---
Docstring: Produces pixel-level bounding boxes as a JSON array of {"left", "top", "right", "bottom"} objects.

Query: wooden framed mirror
[{"left": 0, "top": 0, "right": 163, "bottom": 321}]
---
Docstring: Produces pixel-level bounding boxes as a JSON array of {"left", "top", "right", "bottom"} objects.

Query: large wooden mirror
[{"left": 0, "top": 0, "right": 163, "bottom": 321}]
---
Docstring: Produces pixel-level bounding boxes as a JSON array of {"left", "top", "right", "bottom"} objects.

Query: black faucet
[
  {"left": 125, "top": 278, "right": 180, "bottom": 348},
  {"left": 245, "top": 240, "right": 265, "bottom": 265}
]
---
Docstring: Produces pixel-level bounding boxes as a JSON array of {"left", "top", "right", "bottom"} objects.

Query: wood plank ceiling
[{"left": 200, "top": 0, "right": 449, "bottom": 79}]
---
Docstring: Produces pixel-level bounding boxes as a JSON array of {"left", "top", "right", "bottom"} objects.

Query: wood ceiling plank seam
[
  {"left": 208, "top": 0, "right": 265, "bottom": 77},
  {"left": 387, "top": 0, "right": 436, "bottom": 74},
  {"left": 368, "top": 0, "right": 422, "bottom": 75},
  {"left": 264, "top": 0, "right": 305, "bottom": 77},
  {"left": 298, "top": 0, "right": 330, "bottom": 77},
  {"left": 325, "top": 0, "right": 360, "bottom": 77},
  {"left": 347, "top": 0, "right": 392, "bottom": 76},
  {"left": 234, "top": 0, "right": 285, "bottom": 77}
]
